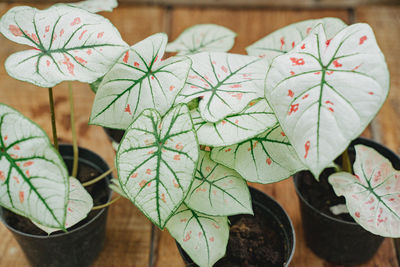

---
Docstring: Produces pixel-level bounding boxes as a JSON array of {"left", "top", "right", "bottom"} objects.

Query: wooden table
[{"left": 0, "top": 1, "right": 399, "bottom": 266}]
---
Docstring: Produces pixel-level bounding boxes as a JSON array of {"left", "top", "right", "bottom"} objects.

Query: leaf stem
[
  {"left": 92, "top": 195, "right": 121, "bottom": 210},
  {"left": 82, "top": 167, "right": 115, "bottom": 187},
  {"left": 341, "top": 148, "right": 352, "bottom": 173},
  {"left": 68, "top": 82, "right": 79, "bottom": 178},
  {"left": 48, "top": 87, "right": 59, "bottom": 151}
]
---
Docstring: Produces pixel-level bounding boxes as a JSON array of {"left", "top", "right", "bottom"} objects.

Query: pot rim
[
  {"left": 294, "top": 136, "right": 400, "bottom": 226},
  {"left": 0, "top": 144, "right": 113, "bottom": 239}
]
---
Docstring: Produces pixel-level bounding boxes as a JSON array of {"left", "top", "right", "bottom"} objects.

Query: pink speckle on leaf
[
  {"left": 14, "top": 145, "right": 20, "bottom": 150},
  {"left": 266, "top": 158, "right": 272, "bottom": 165},
  {"left": 352, "top": 64, "right": 362, "bottom": 71},
  {"left": 123, "top": 51, "right": 130, "bottom": 63},
  {"left": 0, "top": 171, "right": 5, "bottom": 182},
  {"left": 71, "top": 17, "right": 81, "bottom": 26},
  {"left": 326, "top": 39, "right": 331, "bottom": 46},
  {"left": 328, "top": 107, "right": 334, "bottom": 113},
  {"left": 9, "top": 25, "right": 22, "bottom": 36},
  {"left": 25, "top": 170, "right": 30, "bottom": 177},
  {"left": 180, "top": 218, "right": 188, "bottom": 223},
  {"left": 131, "top": 173, "right": 138, "bottom": 179},
  {"left": 368, "top": 92, "right": 374, "bottom": 95},
  {"left": 134, "top": 62, "right": 140, "bottom": 67},
  {"left": 78, "top": 30, "right": 87, "bottom": 40},
  {"left": 209, "top": 237, "right": 214, "bottom": 242},
  {"left": 212, "top": 222, "right": 220, "bottom": 229},
  {"left": 68, "top": 208, "right": 73, "bottom": 212},
  {"left": 139, "top": 180, "right": 147, "bottom": 188},
  {"left": 124, "top": 104, "right": 132, "bottom": 115},
  {"left": 355, "top": 211, "right": 360, "bottom": 218},
  {"left": 325, "top": 100, "right": 334, "bottom": 105},
  {"left": 290, "top": 71, "right": 295, "bottom": 76},
  {"left": 280, "top": 131, "right": 286, "bottom": 137},
  {"left": 232, "top": 93, "right": 243, "bottom": 100},
  {"left": 161, "top": 193, "right": 166, "bottom": 203},
  {"left": 326, "top": 71, "right": 334, "bottom": 75},
  {"left": 146, "top": 169, "right": 151, "bottom": 175},
  {"left": 174, "top": 155, "right": 181, "bottom": 161},
  {"left": 87, "top": 49, "right": 92, "bottom": 55},
  {"left": 75, "top": 56, "right": 87, "bottom": 65},
  {"left": 212, "top": 60, "right": 216, "bottom": 65},
  {"left": 333, "top": 60, "right": 342, "bottom": 68},
  {"left": 173, "top": 179, "right": 180, "bottom": 188},
  {"left": 60, "top": 29, "right": 65, "bottom": 37},
  {"left": 169, "top": 85, "right": 175, "bottom": 91},
  {"left": 31, "top": 33, "right": 39, "bottom": 43},
  {"left": 290, "top": 57, "right": 305, "bottom": 66},
  {"left": 288, "top": 89, "right": 294, "bottom": 98},
  {"left": 183, "top": 231, "right": 192, "bottom": 242},
  {"left": 301, "top": 44, "right": 306, "bottom": 50},
  {"left": 359, "top": 35, "right": 367, "bottom": 45},
  {"left": 288, "top": 104, "right": 299, "bottom": 115},
  {"left": 61, "top": 55, "right": 75, "bottom": 76},
  {"left": 45, "top": 25, "right": 50, "bottom": 33},
  {"left": 302, "top": 94, "right": 309, "bottom": 100},
  {"left": 19, "top": 191, "right": 24, "bottom": 203},
  {"left": 175, "top": 143, "right": 184, "bottom": 150},
  {"left": 190, "top": 85, "right": 198, "bottom": 89},
  {"left": 280, "top": 37, "right": 285, "bottom": 50},
  {"left": 314, "top": 72, "right": 321, "bottom": 75},
  {"left": 46, "top": 60, "right": 51, "bottom": 66},
  {"left": 225, "top": 148, "right": 231, "bottom": 152},
  {"left": 230, "top": 84, "right": 242, "bottom": 89},
  {"left": 221, "top": 66, "right": 228, "bottom": 73},
  {"left": 292, "top": 41, "right": 295, "bottom": 48},
  {"left": 306, "top": 27, "right": 312, "bottom": 34},
  {"left": 234, "top": 119, "right": 239, "bottom": 125},
  {"left": 13, "top": 176, "right": 19, "bottom": 184},
  {"left": 97, "top": 32, "right": 104, "bottom": 38},
  {"left": 304, "top": 141, "right": 310, "bottom": 159}
]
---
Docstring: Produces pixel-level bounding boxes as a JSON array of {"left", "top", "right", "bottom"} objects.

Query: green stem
[
  {"left": 48, "top": 87, "right": 58, "bottom": 151},
  {"left": 82, "top": 167, "right": 115, "bottom": 187},
  {"left": 68, "top": 82, "right": 79, "bottom": 178},
  {"left": 341, "top": 148, "right": 352, "bottom": 173},
  {"left": 92, "top": 196, "right": 121, "bottom": 210}
]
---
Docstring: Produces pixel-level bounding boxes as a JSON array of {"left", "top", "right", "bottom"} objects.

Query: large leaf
[
  {"left": 32, "top": 176, "right": 93, "bottom": 234},
  {"left": 192, "top": 98, "right": 276, "bottom": 146},
  {"left": 0, "top": 5, "right": 128, "bottom": 87},
  {"left": 176, "top": 52, "right": 268, "bottom": 123},
  {"left": 68, "top": 0, "right": 118, "bottom": 13},
  {"left": 166, "top": 24, "right": 236, "bottom": 55},
  {"left": 166, "top": 204, "right": 229, "bottom": 267},
  {"left": 265, "top": 23, "right": 389, "bottom": 177},
  {"left": 329, "top": 145, "right": 400, "bottom": 237},
  {"left": 211, "top": 123, "right": 306, "bottom": 183},
  {"left": 246, "top": 18, "right": 346, "bottom": 61},
  {"left": 117, "top": 104, "right": 198, "bottom": 228},
  {"left": 0, "top": 104, "right": 68, "bottom": 228},
  {"left": 90, "top": 33, "right": 192, "bottom": 129},
  {"left": 185, "top": 151, "right": 252, "bottom": 216}
]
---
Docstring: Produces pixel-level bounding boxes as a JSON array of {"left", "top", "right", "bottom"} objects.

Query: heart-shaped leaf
[
  {"left": 176, "top": 52, "right": 268, "bottom": 123},
  {"left": 90, "top": 33, "right": 192, "bottom": 129},
  {"left": 329, "top": 145, "right": 400, "bottom": 237},
  {"left": 166, "top": 204, "right": 229, "bottom": 267},
  {"left": 68, "top": 0, "right": 118, "bottom": 13},
  {"left": 0, "top": 104, "right": 68, "bottom": 228},
  {"left": 185, "top": 151, "right": 252, "bottom": 216},
  {"left": 166, "top": 24, "right": 236, "bottom": 55},
  {"left": 32, "top": 176, "right": 93, "bottom": 234},
  {"left": 246, "top": 18, "right": 346, "bottom": 61},
  {"left": 0, "top": 5, "right": 128, "bottom": 87},
  {"left": 265, "top": 23, "right": 389, "bottom": 177},
  {"left": 117, "top": 104, "right": 198, "bottom": 228},
  {"left": 192, "top": 98, "right": 276, "bottom": 146},
  {"left": 211, "top": 123, "right": 306, "bottom": 183}
]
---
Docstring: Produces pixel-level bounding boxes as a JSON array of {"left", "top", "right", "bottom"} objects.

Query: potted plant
[
  {"left": 0, "top": 1, "right": 125, "bottom": 266},
  {"left": 89, "top": 22, "right": 298, "bottom": 266},
  {"left": 241, "top": 18, "right": 398, "bottom": 264}
]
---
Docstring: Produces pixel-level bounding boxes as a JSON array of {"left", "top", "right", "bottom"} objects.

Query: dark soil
[
  {"left": 2, "top": 159, "right": 110, "bottom": 236},
  {"left": 103, "top": 128, "right": 125, "bottom": 144},
  {"left": 214, "top": 204, "right": 285, "bottom": 267}
]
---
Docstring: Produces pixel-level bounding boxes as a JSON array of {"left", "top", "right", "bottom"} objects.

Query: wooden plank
[
  {"left": 356, "top": 5, "right": 400, "bottom": 263},
  {"left": 0, "top": 3, "right": 167, "bottom": 267}
]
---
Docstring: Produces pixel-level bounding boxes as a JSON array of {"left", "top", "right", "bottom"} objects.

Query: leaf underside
[
  {"left": 329, "top": 145, "right": 400, "bottom": 237},
  {"left": 117, "top": 104, "right": 198, "bottom": 229},
  {"left": 265, "top": 23, "right": 389, "bottom": 177},
  {"left": 68, "top": 0, "right": 118, "bottom": 13},
  {"left": 0, "top": 104, "right": 68, "bottom": 228}
]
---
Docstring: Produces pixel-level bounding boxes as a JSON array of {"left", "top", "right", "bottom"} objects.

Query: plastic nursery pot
[
  {"left": 0, "top": 144, "right": 112, "bottom": 267},
  {"left": 294, "top": 137, "right": 400, "bottom": 265},
  {"left": 103, "top": 127, "right": 125, "bottom": 151},
  {"left": 177, "top": 186, "right": 295, "bottom": 267}
]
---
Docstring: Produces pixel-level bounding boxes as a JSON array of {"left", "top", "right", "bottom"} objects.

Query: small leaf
[
  {"left": 265, "top": 23, "right": 389, "bottom": 177},
  {"left": 117, "top": 104, "right": 198, "bottom": 228},
  {"left": 192, "top": 98, "right": 276, "bottom": 146},
  {"left": 166, "top": 24, "right": 236, "bottom": 55},
  {"left": 211, "top": 123, "right": 306, "bottom": 183},
  {"left": 32, "top": 176, "right": 93, "bottom": 234},
  {"left": 176, "top": 52, "right": 268, "bottom": 123},
  {"left": 0, "top": 104, "right": 68, "bottom": 228},
  {"left": 185, "top": 151, "right": 252, "bottom": 216},
  {"left": 247, "top": 17, "right": 346, "bottom": 61},
  {"left": 329, "top": 145, "right": 400, "bottom": 237},
  {"left": 0, "top": 5, "right": 128, "bottom": 87},
  {"left": 68, "top": 0, "right": 118, "bottom": 13},
  {"left": 166, "top": 204, "right": 229, "bottom": 267},
  {"left": 90, "top": 33, "right": 192, "bottom": 129}
]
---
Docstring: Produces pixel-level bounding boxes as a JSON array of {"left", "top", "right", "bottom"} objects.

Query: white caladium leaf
[
  {"left": 211, "top": 123, "right": 306, "bottom": 183},
  {"left": 167, "top": 204, "right": 229, "bottom": 267},
  {"left": 0, "top": 104, "right": 68, "bottom": 228},
  {"left": 329, "top": 145, "right": 400, "bottom": 237},
  {"left": 192, "top": 98, "right": 276, "bottom": 146},
  {"left": 90, "top": 33, "right": 192, "bottom": 129},
  {"left": 117, "top": 104, "right": 198, "bottom": 228},
  {"left": 246, "top": 18, "right": 346, "bottom": 61},
  {"left": 0, "top": 5, "right": 128, "bottom": 87},
  {"left": 166, "top": 24, "right": 236, "bottom": 55},
  {"left": 176, "top": 52, "right": 268, "bottom": 123},
  {"left": 68, "top": 0, "right": 118, "bottom": 13},
  {"left": 185, "top": 151, "right": 252, "bottom": 216},
  {"left": 32, "top": 176, "right": 93, "bottom": 234},
  {"left": 265, "top": 23, "right": 389, "bottom": 177}
]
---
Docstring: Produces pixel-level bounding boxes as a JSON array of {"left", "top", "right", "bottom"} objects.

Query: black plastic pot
[
  {"left": 177, "top": 186, "right": 295, "bottom": 267},
  {"left": 0, "top": 144, "right": 113, "bottom": 267},
  {"left": 103, "top": 127, "right": 125, "bottom": 150},
  {"left": 294, "top": 137, "right": 400, "bottom": 265}
]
